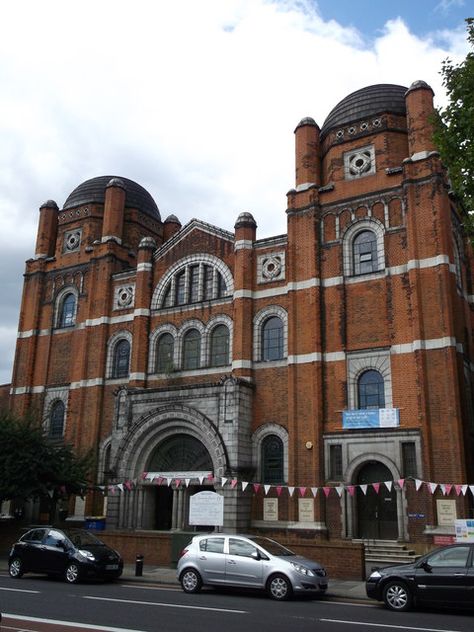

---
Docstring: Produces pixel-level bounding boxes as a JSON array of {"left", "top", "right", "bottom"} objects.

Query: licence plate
[{"left": 106, "top": 564, "right": 119, "bottom": 570}]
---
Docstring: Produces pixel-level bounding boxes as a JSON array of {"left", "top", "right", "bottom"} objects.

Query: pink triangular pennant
[
  {"left": 397, "top": 478, "right": 405, "bottom": 489},
  {"left": 372, "top": 483, "right": 380, "bottom": 494},
  {"left": 230, "top": 479, "right": 238, "bottom": 489},
  {"left": 124, "top": 480, "right": 132, "bottom": 491},
  {"left": 141, "top": 472, "right": 148, "bottom": 480},
  {"left": 299, "top": 486, "right": 307, "bottom": 497},
  {"left": 323, "top": 487, "right": 331, "bottom": 497},
  {"left": 347, "top": 485, "right": 355, "bottom": 497},
  {"left": 207, "top": 473, "right": 214, "bottom": 480},
  {"left": 175, "top": 479, "right": 181, "bottom": 488},
  {"left": 253, "top": 483, "right": 261, "bottom": 494},
  {"left": 445, "top": 484, "right": 453, "bottom": 496},
  {"left": 455, "top": 484, "right": 462, "bottom": 496},
  {"left": 276, "top": 485, "right": 283, "bottom": 496}
]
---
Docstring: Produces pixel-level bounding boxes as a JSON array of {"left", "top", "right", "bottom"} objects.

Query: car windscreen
[
  {"left": 63, "top": 529, "right": 104, "bottom": 547},
  {"left": 249, "top": 536, "right": 295, "bottom": 556}
]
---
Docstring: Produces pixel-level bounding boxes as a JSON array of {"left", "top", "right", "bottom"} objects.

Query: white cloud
[{"left": 0, "top": 0, "right": 469, "bottom": 384}]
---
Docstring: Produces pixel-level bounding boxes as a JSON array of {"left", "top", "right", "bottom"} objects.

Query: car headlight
[
  {"left": 78, "top": 549, "right": 96, "bottom": 561},
  {"left": 369, "top": 570, "right": 382, "bottom": 579},
  {"left": 290, "top": 562, "right": 314, "bottom": 577}
]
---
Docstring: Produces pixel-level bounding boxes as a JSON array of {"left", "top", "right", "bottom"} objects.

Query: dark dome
[
  {"left": 321, "top": 84, "right": 407, "bottom": 139},
  {"left": 63, "top": 176, "right": 160, "bottom": 220}
]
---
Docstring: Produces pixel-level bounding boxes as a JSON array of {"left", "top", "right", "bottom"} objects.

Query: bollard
[{"left": 135, "top": 554, "right": 144, "bottom": 577}]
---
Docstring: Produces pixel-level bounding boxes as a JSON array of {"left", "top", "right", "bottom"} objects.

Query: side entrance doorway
[{"left": 356, "top": 461, "right": 397, "bottom": 539}]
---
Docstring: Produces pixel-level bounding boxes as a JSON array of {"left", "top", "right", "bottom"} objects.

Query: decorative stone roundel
[
  {"left": 262, "top": 256, "right": 282, "bottom": 280},
  {"left": 115, "top": 285, "right": 135, "bottom": 309},
  {"left": 348, "top": 150, "right": 372, "bottom": 176},
  {"left": 64, "top": 230, "right": 81, "bottom": 252}
]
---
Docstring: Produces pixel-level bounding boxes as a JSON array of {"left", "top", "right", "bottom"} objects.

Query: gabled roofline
[{"left": 154, "top": 218, "right": 234, "bottom": 261}]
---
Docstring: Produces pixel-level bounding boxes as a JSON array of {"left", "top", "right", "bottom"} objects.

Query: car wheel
[
  {"left": 65, "top": 563, "right": 81, "bottom": 584},
  {"left": 267, "top": 574, "right": 293, "bottom": 601},
  {"left": 9, "top": 558, "right": 24, "bottom": 578},
  {"left": 383, "top": 580, "right": 412, "bottom": 612},
  {"left": 180, "top": 568, "right": 202, "bottom": 594}
]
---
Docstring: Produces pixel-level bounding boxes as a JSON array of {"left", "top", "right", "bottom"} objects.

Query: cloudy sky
[{"left": 0, "top": 0, "right": 470, "bottom": 385}]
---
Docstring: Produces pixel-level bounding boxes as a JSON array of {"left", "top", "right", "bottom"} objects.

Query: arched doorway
[
  {"left": 147, "top": 434, "right": 214, "bottom": 530},
  {"left": 356, "top": 461, "right": 397, "bottom": 539}
]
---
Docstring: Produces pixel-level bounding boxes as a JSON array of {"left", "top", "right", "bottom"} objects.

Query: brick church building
[{"left": 7, "top": 80, "right": 474, "bottom": 545}]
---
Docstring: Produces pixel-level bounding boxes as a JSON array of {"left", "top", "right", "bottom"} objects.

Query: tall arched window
[
  {"left": 262, "top": 316, "right": 284, "bottom": 361},
  {"left": 156, "top": 333, "right": 174, "bottom": 373},
  {"left": 49, "top": 401, "right": 65, "bottom": 439},
  {"left": 358, "top": 369, "right": 385, "bottom": 409},
  {"left": 182, "top": 329, "right": 201, "bottom": 370},
  {"left": 210, "top": 325, "right": 230, "bottom": 367},
  {"left": 58, "top": 293, "right": 76, "bottom": 328},
  {"left": 262, "top": 435, "right": 284, "bottom": 484},
  {"left": 112, "top": 339, "right": 130, "bottom": 378},
  {"left": 353, "top": 230, "right": 377, "bottom": 275}
]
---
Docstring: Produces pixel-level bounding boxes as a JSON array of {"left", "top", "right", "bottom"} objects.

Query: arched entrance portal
[
  {"left": 147, "top": 434, "right": 214, "bottom": 531},
  {"left": 357, "top": 461, "right": 397, "bottom": 539}
]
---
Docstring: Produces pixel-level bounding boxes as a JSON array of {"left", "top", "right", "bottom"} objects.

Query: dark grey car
[{"left": 177, "top": 533, "right": 328, "bottom": 600}]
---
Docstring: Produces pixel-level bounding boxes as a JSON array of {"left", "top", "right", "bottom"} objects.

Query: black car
[
  {"left": 366, "top": 543, "right": 474, "bottom": 611},
  {"left": 9, "top": 527, "right": 123, "bottom": 583}
]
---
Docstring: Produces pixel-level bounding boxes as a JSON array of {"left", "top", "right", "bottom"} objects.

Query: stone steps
[{"left": 354, "top": 539, "right": 422, "bottom": 569}]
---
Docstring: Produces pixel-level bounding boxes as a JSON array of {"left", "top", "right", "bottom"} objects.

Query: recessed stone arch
[{"left": 114, "top": 404, "right": 229, "bottom": 480}]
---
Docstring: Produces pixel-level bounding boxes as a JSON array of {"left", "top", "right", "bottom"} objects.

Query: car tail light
[{"left": 178, "top": 547, "right": 189, "bottom": 559}]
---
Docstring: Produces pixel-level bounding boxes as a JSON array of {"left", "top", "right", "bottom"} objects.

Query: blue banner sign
[{"left": 343, "top": 408, "right": 399, "bottom": 429}]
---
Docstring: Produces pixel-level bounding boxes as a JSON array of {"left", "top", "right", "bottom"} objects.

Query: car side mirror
[
  {"left": 420, "top": 560, "right": 432, "bottom": 573},
  {"left": 251, "top": 551, "right": 261, "bottom": 561}
]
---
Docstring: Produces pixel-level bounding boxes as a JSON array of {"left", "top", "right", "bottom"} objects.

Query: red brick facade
[{"left": 6, "top": 81, "right": 474, "bottom": 546}]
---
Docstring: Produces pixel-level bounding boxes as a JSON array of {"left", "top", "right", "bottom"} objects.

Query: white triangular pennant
[
  {"left": 440, "top": 484, "right": 446, "bottom": 495},
  {"left": 264, "top": 484, "right": 271, "bottom": 495},
  {"left": 336, "top": 486, "right": 343, "bottom": 497},
  {"left": 360, "top": 484, "right": 368, "bottom": 495},
  {"left": 242, "top": 481, "right": 249, "bottom": 492},
  {"left": 185, "top": 478, "right": 190, "bottom": 488},
  {"left": 429, "top": 482, "right": 437, "bottom": 494},
  {"left": 384, "top": 481, "right": 393, "bottom": 492},
  {"left": 469, "top": 485, "right": 474, "bottom": 496},
  {"left": 311, "top": 487, "right": 318, "bottom": 497},
  {"left": 415, "top": 479, "right": 423, "bottom": 491},
  {"left": 167, "top": 478, "right": 172, "bottom": 487},
  {"left": 288, "top": 486, "right": 295, "bottom": 497},
  {"left": 117, "top": 483, "right": 124, "bottom": 492},
  {"left": 462, "top": 485, "right": 468, "bottom": 495},
  {"left": 221, "top": 477, "right": 228, "bottom": 487},
  {"left": 198, "top": 476, "right": 204, "bottom": 485}
]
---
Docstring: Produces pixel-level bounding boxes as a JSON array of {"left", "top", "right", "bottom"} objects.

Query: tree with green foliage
[
  {"left": 433, "top": 18, "right": 474, "bottom": 222},
  {"left": 0, "top": 409, "right": 93, "bottom": 521}
]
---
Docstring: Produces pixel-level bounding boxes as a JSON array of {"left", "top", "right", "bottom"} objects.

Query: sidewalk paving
[{"left": 121, "top": 563, "right": 370, "bottom": 601}]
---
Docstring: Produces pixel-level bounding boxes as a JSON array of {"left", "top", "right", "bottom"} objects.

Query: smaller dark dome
[
  {"left": 40, "top": 200, "right": 59, "bottom": 210},
  {"left": 295, "top": 117, "right": 318, "bottom": 132},
  {"left": 63, "top": 176, "right": 160, "bottom": 220},
  {"left": 406, "top": 80, "right": 433, "bottom": 95},
  {"left": 139, "top": 236, "right": 157, "bottom": 249},
  {"left": 164, "top": 214, "right": 181, "bottom": 224},
  {"left": 321, "top": 84, "right": 408, "bottom": 139},
  {"left": 235, "top": 212, "right": 256, "bottom": 229}
]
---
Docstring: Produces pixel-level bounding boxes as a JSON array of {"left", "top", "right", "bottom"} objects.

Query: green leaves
[
  {"left": 0, "top": 409, "right": 93, "bottom": 504},
  {"left": 433, "top": 18, "right": 474, "bottom": 225}
]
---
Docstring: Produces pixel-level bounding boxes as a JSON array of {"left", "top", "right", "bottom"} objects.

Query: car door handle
[
  {"left": 454, "top": 573, "right": 465, "bottom": 576},
  {"left": 227, "top": 560, "right": 236, "bottom": 565},
  {"left": 199, "top": 556, "right": 207, "bottom": 560}
]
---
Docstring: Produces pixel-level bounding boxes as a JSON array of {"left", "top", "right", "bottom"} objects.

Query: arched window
[
  {"left": 49, "top": 401, "right": 65, "bottom": 439},
  {"left": 112, "top": 339, "right": 130, "bottom": 378},
  {"left": 262, "top": 435, "right": 284, "bottom": 484},
  {"left": 358, "top": 370, "right": 385, "bottom": 409},
  {"left": 182, "top": 329, "right": 201, "bottom": 370},
  {"left": 353, "top": 230, "right": 377, "bottom": 275},
  {"left": 58, "top": 293, "right": 76, "bottom": 328},
  {"left": 210, "top": 325, "right": 230, "bottom": 367},
  {"left": 262, "top": 316, "right": 284, "bottom": 361},
  {"left": 156, "top": 333, "right": 174, "bottom": 373}
]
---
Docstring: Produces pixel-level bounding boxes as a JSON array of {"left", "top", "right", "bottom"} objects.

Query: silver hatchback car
[{"left": 177, "top": 534, "right": 328, "bottom": 600}]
